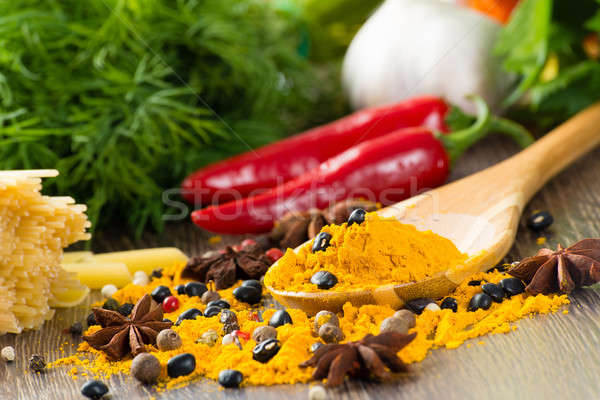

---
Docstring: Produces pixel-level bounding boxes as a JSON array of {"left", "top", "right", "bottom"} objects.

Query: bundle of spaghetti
[{"left": 0, "top": 170, "right": 90, "bottom": 334}]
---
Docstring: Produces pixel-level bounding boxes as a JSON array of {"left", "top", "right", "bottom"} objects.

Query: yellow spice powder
[
  {"left": 50, "top": 265, "right": 569, "bottom": 390},
  {"left": 265, "top": 213, "right": 469, "bottom": 292}
]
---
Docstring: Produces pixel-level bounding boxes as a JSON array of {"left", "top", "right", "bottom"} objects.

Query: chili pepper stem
[
  {"left": 488, "top": 116, "right": 535, "bottom": 148},
  {"left": 437, "top": 96, "right": 534, "bottom": 163},
  {"left": 436, "top": 95, "right": 492, "bottom": 163}
]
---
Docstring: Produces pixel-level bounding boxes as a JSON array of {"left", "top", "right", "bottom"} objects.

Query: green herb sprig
[
  {"left": 0, "top": 0, "right": 346, "bottom": 237},
  {"left": 496, "top": 0, "right": 600, "bottom": 130}
]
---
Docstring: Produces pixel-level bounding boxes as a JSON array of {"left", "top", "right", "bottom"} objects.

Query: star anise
[
  {"left": 182, "top": 243, "right": 271, "bottom": 290},
  {"left": 299, "top": 332, "right": 416, "bottom": 387},
  {"left": 509, "top": 239, "right": 600, "bottom": 294},
  {"left": 82, "top": 294, "right": 172, "bottom": 360},
  {"left": 270, "top": 199, "right": 379, "bottom": 249}
]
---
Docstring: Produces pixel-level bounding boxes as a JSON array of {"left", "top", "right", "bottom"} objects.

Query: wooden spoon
[{"left": 267, "top": 103, "right": 600, "bottom": 314}]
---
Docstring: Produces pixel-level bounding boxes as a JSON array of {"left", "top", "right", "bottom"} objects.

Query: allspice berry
[
  {"left": 380, "top": 316, "right": 412, "bottom": 335},
  {"left": 318, "top": 323, "right": 344, "bottom": 343},
  {"left": 313, "top": 311, "right": 339, "bottom": 334},
  {"left": 201, "top": 290, "right": 220, "bottom": 304},
  {"left": 392, "top": 309, "right": 416, "bottom": 329},
  {"left": 156, "top": 329, "right": 182, "bottom": 351},
  {"left": 252, "top": 326, "right": 277, "bottom": 344},
  {"left": 131, "top": 353, "right": 161, "bottom": 384}
]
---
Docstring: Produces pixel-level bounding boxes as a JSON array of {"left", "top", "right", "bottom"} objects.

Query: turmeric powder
[
  {"left": 265, "top": 213, "right": 468, "bottom": 292},
  {"left": 50, "top": 263, "right": 570, "bottom": 390}
]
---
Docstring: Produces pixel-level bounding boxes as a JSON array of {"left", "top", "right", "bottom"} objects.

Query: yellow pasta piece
[
  {"left": 62, "top": 251, "right": 93, "bottom": 264},
  {"left": 62, "top": 261, "right": 132, "bottom": 289},
  {"left": 0, "top": 169, "right": 89, "bottom": 334},
  {"left": 92, "top": 247, "right": 188, "bottom": 275}
]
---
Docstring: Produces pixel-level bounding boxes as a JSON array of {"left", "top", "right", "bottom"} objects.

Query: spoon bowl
[{"left": 268, "top": 103, "right": 600, "bottom": 314}]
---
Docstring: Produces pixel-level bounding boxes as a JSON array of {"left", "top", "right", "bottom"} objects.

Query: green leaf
[
  {"left": 0, "top": 0, "right": 348, "bottom": 238},
  {"left": 530, "top": 61, "right": 600, "bottom": 118},
  {"left": 495, "top": 0, "right": 553, "bottom": 107}
]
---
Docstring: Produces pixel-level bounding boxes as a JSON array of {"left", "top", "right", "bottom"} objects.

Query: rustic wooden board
[{"left": 2, "top": 136, "right": 600, "bottom": 399}]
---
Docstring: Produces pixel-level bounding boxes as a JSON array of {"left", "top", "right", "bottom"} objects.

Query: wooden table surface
[{"left": 2, "top": 136, "right": 600, "bottom": 399}]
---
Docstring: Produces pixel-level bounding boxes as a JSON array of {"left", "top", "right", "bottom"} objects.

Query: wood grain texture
[{"left": 2, "top": 136, "right": 600, "bottom": 399}]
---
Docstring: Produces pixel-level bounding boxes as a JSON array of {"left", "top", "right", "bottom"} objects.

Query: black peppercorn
[
  {"left": 102, "top": 298, "right": 119, "bottom": 311},
  {"left": 174, "top": 284, "right": 186, "bottom": 295},
  {"left": 527, "top": 211, "right": 553, "bottom": 231},
  {"left": 310, "top": 271, "right": 338, "bottom": 290},
  {"left": 233, "top": 285, "right": 262, "bottom": 304},
  {"left": 207, "top": 299, "right": 230, "bottom": 309},
  {"left": 468, "top": 293, "right": 492, "bottom": 311},
  {"left": 218, "top": 369, "right": 243, "bottom": 388},
  {"left": 175, "top": 308, "right": 203, "bottom": 325},
  {"left": 204, "top": 305, "right": 222, "bottom": 317},
  {"left": 241, "top": 279, "right": 262, "bottom": 293},
  {"left": 117, "top": 303, "right": 134, "bottom": 316},
  {"left": 167, "top": 353, "right": 196, "bottom": 378},
  {"left": 69, "top": 322, "right": 83, "bottom": 335},
  {"left": 347, "top": 208, "right": 366, "bottom": 226},
  {"left": 81, "top": 380, "right": 109, "bottom": 399},
  {"left": 268, "top": 310, "right": 293, "bottom": 328},
  {"left": 184, "top": 282, "right": 208, "bottom": 298},
  {"left": 87, "top": 312, "right": 97, "bottom": 327},
  {"left": 151, "top": 285, "right": 172, "bottom": 304},
  {"left": 406, "top": 298, "right": 435, "bottom": 315},
  {"left": 312, "top": 232, "right": 332, "bottom": 253},
  {"left": 150, "top": 268, "right": 163, "bottom": 279},
  {"left": 252, "top": 338, "right": 281, "bottom": 363},
  {"left": 499, "top": 278, "right": 526, "bottom": 296},
  {"left": 440, "top": 297, "right": 458, "bottom": 312},
  {"left": 482, "top": 283, "right": 505, "bottom": 303}
]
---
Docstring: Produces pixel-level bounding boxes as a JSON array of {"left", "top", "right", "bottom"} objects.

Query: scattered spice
[
  {"left": 183, "top": 244, "right": 271, "bottom": 290},
  {"left": 509, "top": 239, "right": 600, "bottom": 294},
  {"left": 269, "top": 199, "right": 379, "bottom": 249},
  {"left": 265, "top": 213, "right": 468, "bottom": 293},
  {"left": 29, "top": 354, "right": 46, "bottom": 373},
  {"left": 300, "top": 332, "right": 416, "bottom": 387},
  {"left": 51, "top": 263, "right": 570, "bottom": 390},
  {"left": 82, "top": 294, "right": 172, "bottom": 360}
]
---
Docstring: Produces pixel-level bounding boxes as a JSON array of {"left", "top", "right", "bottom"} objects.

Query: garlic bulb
[{"left": 342, "top": 0, "right": 514, "bottom": 113}]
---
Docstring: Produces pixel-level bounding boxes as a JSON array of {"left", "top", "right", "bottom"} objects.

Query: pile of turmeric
[
  {"left": 50, "top": 261, "right": 570, "bottom": 391},
  {"left": 265, "top": 213, "right": 469, "bottom": 292}
]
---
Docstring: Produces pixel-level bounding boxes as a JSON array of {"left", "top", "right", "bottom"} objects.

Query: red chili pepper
[
  {"left": 233, "top": 330, "right": 251, "bottom": 341},
  {"left": 182, "top": 96, "right": 449, "bottom": 204},
  {"left": 191, "top": 97, "right": 532, "bottom": 234}
]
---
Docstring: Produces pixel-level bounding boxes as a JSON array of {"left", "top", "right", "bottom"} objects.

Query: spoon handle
[{"left": 508, "top": 102, "right": 600, "bottom": 201}]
